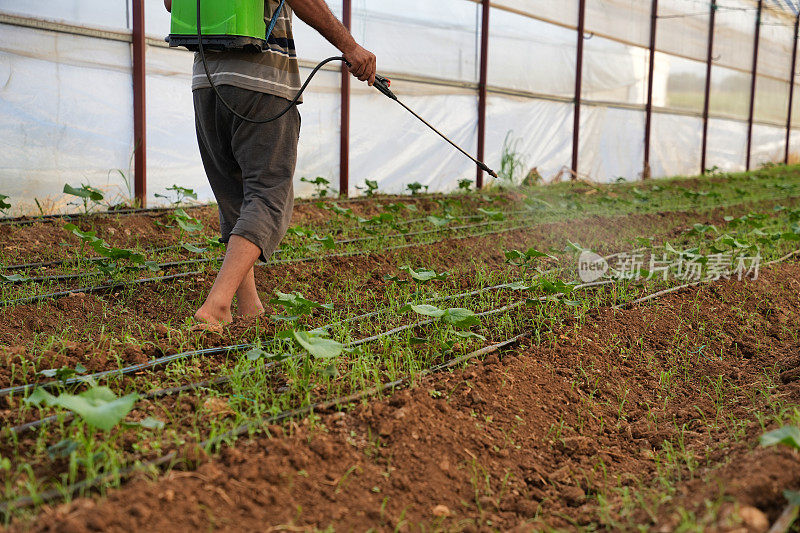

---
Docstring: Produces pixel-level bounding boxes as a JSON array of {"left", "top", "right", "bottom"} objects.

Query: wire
[
  {"left": 7, "top": 245, "right": 798, "bottom": 511},
  {"left": 195, "top": 0, "right": 349, "bottom": 124}
]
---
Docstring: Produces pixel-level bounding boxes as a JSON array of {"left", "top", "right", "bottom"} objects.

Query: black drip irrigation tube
[
  {"left": 0, "top": 242, "right": 643, "bottom": 398},
  {"left": 0, "top": 333, "right": 527, "bottom": 514},
  {"left": 12, "top": 244, "right": 797, "bottom": 509},
  {"left": 5, "top": 244, "right": 799, "bottom": 512},
  {"left": 0, "top": 204, "right": 211, "bottom": 228},
  {"left": 0, "top": 211, "right": 535, "bottom": 285},
  {"left": 4, "top": 186, "right": 796, "bottom": 278},
  {"left": 0, "top": 219, "right": 541, "bottom": 308},
  {"left": 0, "top": 271, "right": 204, "bottom": 309},
  {"left": 0, "top": 207, "right": 532, "bottom": 275},
  {"left": 0, "top": 192, "right": 487, "bottom": 228},
  {"left": 3, "top": 276, "right": 622, "bottom": 438},
  {"left": 2, "top": 246, "right": 799, "bottom": 512},
  {"left": 0, "top": 267, "right": 564, "bottom": 398}
]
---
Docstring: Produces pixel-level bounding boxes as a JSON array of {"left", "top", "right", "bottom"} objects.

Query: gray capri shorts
[{"left": 193, "top": 86, "right": 299, "bottom": 262}]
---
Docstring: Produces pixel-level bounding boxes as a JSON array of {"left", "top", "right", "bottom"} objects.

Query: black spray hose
[
  {"left": 196, "top": 0, "right": 348, "bottom": 124},
  {"left": 195, "top": 0, "right": 498, "bottom": 177}
]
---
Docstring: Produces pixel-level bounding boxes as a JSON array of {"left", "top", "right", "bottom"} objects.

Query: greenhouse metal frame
[{"left": 0, "top": 0, "right": 799, "bottom": 208}]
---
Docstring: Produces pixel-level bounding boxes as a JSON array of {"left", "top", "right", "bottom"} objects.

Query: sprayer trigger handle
[{"left": 373, "top": 74, "right": 398, "bottom": 101}]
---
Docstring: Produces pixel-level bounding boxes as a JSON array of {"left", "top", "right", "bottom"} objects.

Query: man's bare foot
[{"left": 193, "top": 303, "right": 233, "bottom": 329}]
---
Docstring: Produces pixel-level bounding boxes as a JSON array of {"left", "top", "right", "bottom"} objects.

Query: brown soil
[
  {"left": 0, "top": 206, "right": 758, "bottom": 389},
  {"left": 0, "top": 194, "right": 510, "bottom": 266},
  {"left": 21, "top": 260, "right": 800, "bottom": 532}
]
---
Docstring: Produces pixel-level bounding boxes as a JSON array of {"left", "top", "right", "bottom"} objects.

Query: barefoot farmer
[{"left": 163, "top": 0, "right": 376, "bottom": 325}]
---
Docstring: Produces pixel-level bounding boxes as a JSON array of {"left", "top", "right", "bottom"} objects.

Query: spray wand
[
  {"left": 195, "top": 0, "right": 498, "bottom": 180},
  {"left": 372, "top": 75, "right": 498, "bottom": 179}
]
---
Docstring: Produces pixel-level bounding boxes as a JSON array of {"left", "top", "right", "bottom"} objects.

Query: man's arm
[
  {"left": 164, "top": 0, "right": 171, "bottom": 12},
  {"left": 286, "top": 0, "right": 376, "bottom": 85}
]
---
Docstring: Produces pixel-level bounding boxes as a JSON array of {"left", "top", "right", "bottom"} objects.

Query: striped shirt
[{"left": 192, "top": 0, "right": 302, "bottom": 102}]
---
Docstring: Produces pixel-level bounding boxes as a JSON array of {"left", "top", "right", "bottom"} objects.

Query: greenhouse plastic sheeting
[
  {"left": 491, "top": 0, "right": 579, "bottom": 28},
  {"left": 578, "top": 106, "right": 646, "bottom": 182},
  {"left": 709, "top": 65, "right": 752, "bottom": 120},
  {"left": 485, "top": 96, "right": 574, "bottom": 182},
  {"left": 706, "top": 118, "right": 748, "bottom": 172},
  {"left": 585, "top": 0, "right": 651, "bottom": 49},
  {"left": 1, "top": 0, "right": 799, "bottom": 213},
  {"left": 656, "top": 0, "right": 710, "bottom": 63},
  {"left": 751, "top": 124, "right": 788, "bottom": 167},
  {"left": 488, "top": 8, "right": 576, "bottom": 97},
  {"left": 758, "top": 5, "right": 795, "bottom": 82},
  {"left": 349, "top": 79, "right": 478, "bottom": 194},
  {"left": 790, "top": 128, "right": 800, "bottom": 160},
  {"left": 0, "top": 23, "right": 134, "bottom": 210},
  {"left": 0, "top": 0, "right": 129, "bottom": 30},
  {"left": 352, "top": 0, "right": 479, "bottom": 83},
  {"left": 793, "top": 82, "right": 800, "bottom": 128},
  {"left": 754, "top": 76, "right": 791, "bottom": 124},
  {"left": 654, "top": 52, "right": 706, "bottom": 113},
  {"left": 581, "top": 36, "right": 650, "bottom": 105},
  {"left": 650, "top": 113, "right": 703, "bottom": 178},
  {"left": 713, "top": 0, "right": 757, "bottom": 73}
]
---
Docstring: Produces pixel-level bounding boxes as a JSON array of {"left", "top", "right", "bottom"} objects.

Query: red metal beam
[
  {"left": 339, "top": 0, "right": 352, "bottom": 197},
  {"left": 785, "top": 13, "right": 799, "bottom": 165},
  {"left": 476, "top": 0, "right": 490, "bottom": 189},
  {"left": 571, "top": 0, "right": 587, "bottom": 179},
  {"left": 132, "top": 0, "right": 146, "bottom": 207},
  {"left": 700, "top": 0, "right": 716, "bottom": 175},
  {"left": 643, "top": 0, "right": 659, "bottom": 180},
  {"left": 745, "top": 0, "right": 762, "bottom": 171}
]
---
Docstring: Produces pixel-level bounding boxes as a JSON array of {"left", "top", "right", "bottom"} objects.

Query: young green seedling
[
  {"left": 356, "top": 179, "right": 380, "bottom": 197},
  {"left": 760, "top": 426, "right": 800, "bottom": 508},
  {"left": 407, "top": 182, "right": 428, "bottom": 196},
  {"left": 278, "top": 328, "right": 344, "bottom": 359},
  {"left": 25, "top": 386, "right": 139, "bottom": 432},
  {"left": 155, "top": 184, "right": 198, "bottom": 206},
  {"left": 63, "top": 183, "right": 105, "bottom": 214},
  {"left": 38, "top": 363, "right": 88, "bottom": 384},
  {"left": 477, "top": 208, "right": 505, "bottom": 221},
  {"left": 400, "top": 303, "right": 479, "bottom": 329},
  {"left": 427, "top": 214, "right": 456, "bottom": 227},
  {"left": 301, "top": 176, "right": 332, "bottom": 198},
  {"left": 0, "top": 193, "right": 10, "bottom": 215},
  {"left": 285, "top": 227, "right": 335, "bottom": 253},
  {"left": 504, "top": 247, "right": 557, "bottom": 272},
  {"left": 358, "top": 212, "right": 396, "bottom": 234},
  {"left": 269, "top": 291, "right": 333, "bottom": 321},
  {"left": 323, "top": 202, "right": 355, "bottom": 219},
  {"left": 385, "top": 265, "right": 448, "bottom": 285}
]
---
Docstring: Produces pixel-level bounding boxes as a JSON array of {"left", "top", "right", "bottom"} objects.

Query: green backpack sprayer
[{"left": 168, "top": 0, "right": 498, "bottom": 179}]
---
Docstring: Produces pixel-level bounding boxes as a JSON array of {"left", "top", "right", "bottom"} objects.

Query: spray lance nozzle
[{"left": 371, "top": 73, "right": 497, "bottom": 180}]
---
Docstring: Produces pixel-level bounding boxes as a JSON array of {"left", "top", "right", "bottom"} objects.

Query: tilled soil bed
[{"left": 24, "top": 261, "right": 800, "bottom": 532}]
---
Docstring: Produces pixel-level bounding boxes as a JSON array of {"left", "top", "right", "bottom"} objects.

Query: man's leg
[
  {"left": 194, "top": 235, "right": 261, "bottom": 324},
  {"left": 235, "top": 265, "right": 264, "bottom": 317}
]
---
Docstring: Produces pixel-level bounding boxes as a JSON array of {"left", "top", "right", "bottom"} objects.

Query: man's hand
[
  {"left": 343, "top": 43, "right": 376, "bottom": 86},
  {"left": 164, "top": 0, "right": 172, "bottom": 12}
]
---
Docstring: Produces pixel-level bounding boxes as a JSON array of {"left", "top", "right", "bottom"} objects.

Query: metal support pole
[
  {"left": 701, "top": 0, "right": 716, "bottom": 175},
  {"left": 571, "top": 0, "right": 587, "bottom": 179},
  {"left": 785, "top": 13, "right": 799, "bottom": 165},
  {"left": 643, "top": 0, "right": 659, "bottom": 180},
  {"left": 132, "top": 0, "right": 146, "bottom": 207},
  {"left": 746, "top": 0, "right": 762, "bottom": 171},
  {"left": 476, "top": 0, "right": 490, "bottom": 189},
  {"left": 339, "top": 0, "right": 351, "bottom": 197}
]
